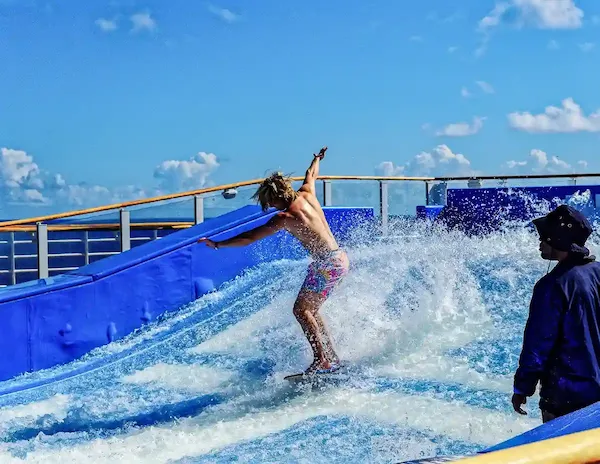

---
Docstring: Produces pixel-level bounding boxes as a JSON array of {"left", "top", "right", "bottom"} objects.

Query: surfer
[
  {"left": 512, "top": 205, "right": 600, "bottom": 422},
  {"left": 197, "top": 147, "right": 349, "bottom": 375}
]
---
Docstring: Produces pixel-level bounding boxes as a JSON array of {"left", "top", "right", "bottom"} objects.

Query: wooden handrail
[
  {"left": 1, "top": 172, "right": 599, "bottom": 228},
  {"left": 0, "top": 222, "right": 195, "bottom": 233}
]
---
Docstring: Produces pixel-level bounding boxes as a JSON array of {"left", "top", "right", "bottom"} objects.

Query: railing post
[
  {"left": 379, "top": 180, "right": 389, "bottom": 235},
  {"left": 194, "top": 195, "right": 204, "bottom": 224},
  {"left": 83, "top": 230, "right": 90, "bottom": 265},
  {"left": 8, "top": 231, "right": 15, "bottom": 285},
  {"left": 425, "top": 181, "right": 430, "bottom": 206},
  {"left": 323, "top": 180, "right": 332, "bottom": 206},
  {"left": 36, "top": 222, "right": 49, "bottom": 279},
  {"left": 120, "top": 209, "right": 131, "bottom": 252}
]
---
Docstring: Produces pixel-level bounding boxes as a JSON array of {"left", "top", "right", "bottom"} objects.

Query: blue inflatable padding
[
  {"left": 70, "top": 205, "right": 269, "bottom": 281},
  {"left": 0, "top": 205, "right": 373, "bottom": 383},
  {"left": 0, "top": 297, "right": 30, "bottom": 379},
  {"left": 481, "top": 400, "right": 600, "bottom": 453},
  {"left": 0, "top": 275, "right": 93, "bottom": 305}
]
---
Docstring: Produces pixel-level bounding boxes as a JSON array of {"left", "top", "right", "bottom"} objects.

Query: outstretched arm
[
  {"left": 299, "top": 146, "right": 327, "bottom": 195},
  {"left": 198, "top": 214, "right": 287, "bottom": 249}
]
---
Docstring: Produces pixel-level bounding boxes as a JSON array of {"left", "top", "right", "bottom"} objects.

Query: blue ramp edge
[
  {"left": 481, "top": 400, "right": 600, "bottom": 454},
  {"left": 71, "top": 204, "right": 270, "bottom": 281},
  {"left": 0, "top": 205, "right": 374, "bottom": 384}
]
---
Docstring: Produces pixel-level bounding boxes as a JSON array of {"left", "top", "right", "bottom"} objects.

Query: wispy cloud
[
  {"left": 436, "top": 116, "right": 485, "bottom": 137},
  {"left": 548, "top": 39, "right": 560, "bottom": 50},
  {"left": 409, "top": 35, "right": 423, "bottom": 42},
  {"left": 95, "top": 18, "right": 118, "bottom": 32},
  {"left": 579, "top": 42, "right": 595, "bottom": 52},
  {"left": 130, "top": 11, "right": 156, "bottom": 33},
  {"left": 448, "top": 46, "right": 458, "bottom": 53},
  {"left": 461, "top": 87, "right": 471, "bottom": 98},
  {"left": 508, "top": 98, "right": 600, "bottom": 133},
  {"left": 475, "top": 80, "right": 495, "bottom": 94},
  {"left": 207, "top": 5, "right": 240, "bottom": 23}
]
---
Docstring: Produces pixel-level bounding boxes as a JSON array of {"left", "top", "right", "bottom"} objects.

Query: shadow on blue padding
[{"left": 5, "top": 393, "right": 223, "bottom": 442}]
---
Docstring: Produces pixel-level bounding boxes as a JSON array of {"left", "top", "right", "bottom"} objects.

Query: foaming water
[{"left": 0, "top": 215, "right": 597, "bottom": 463}]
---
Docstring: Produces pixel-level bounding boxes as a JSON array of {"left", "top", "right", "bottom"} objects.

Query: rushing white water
[{"left": 0, "top": 210, "right": 597, "bottom": 463}]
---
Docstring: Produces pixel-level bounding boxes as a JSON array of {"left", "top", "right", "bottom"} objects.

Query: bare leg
[
  {"left": 314, "top": 313, "right": 339, "bottom": 364},
  {"left": 293, "top": 290, "right": 331, "bottom": 373}
]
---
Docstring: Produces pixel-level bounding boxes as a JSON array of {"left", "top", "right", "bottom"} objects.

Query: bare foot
[{"left": 304, "top": 359, "right": 331, "bottom": 375}]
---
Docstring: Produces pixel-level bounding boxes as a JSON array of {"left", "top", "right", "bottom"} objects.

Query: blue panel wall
[
  {"left": 0, "top": 206, "right": 374, "bottom": 382},
  {"left": 425, "top": 184, "right": 600, "bottom": 234}
]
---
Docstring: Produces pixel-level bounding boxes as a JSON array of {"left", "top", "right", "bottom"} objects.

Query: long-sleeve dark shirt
[{"left": 514, "top": 256, "right": 600, "bottom": 410}]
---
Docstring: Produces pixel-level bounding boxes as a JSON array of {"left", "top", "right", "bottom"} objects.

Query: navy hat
[{"left": 532, "top": 205, "right": 594, "bottom": 256}]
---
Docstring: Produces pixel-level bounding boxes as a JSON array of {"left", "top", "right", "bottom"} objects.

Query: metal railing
[{"left": 0, "top": 172, "right": 599, "bottom": 287}]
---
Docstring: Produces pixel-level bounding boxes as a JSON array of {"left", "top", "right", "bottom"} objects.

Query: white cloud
[
  {"left": 154, "top": 152, "right": 220, "bottom": 192},
  {"left": 95, "top": 18, "right": 118, "bottom": 32},
  {"left": 508, "top": 98, "right": 600, "bottom": 133},
  {"left": 578, "top": 160, "right": 589, "bottom": 169},
  {"left": 461, "top": 87, "right": 471, "bottom": 98},
  {"left": 476, "top": 0, "right": 583, "bottom": 56},
  {"left": 548, "top": 39, "right": 560, "bottom": 50},
  {"left": 435, "top": 116, "right": 485, "bottom": 137},
  {"left": 480, "top": 0, "right": 583, "bottom": 31},
  {"left": 0, "top": 147, "right": 220, "bottom": 215},
  {"left": 448, "top": 46, "right": 458, "bottom": 53},
  {"left": 376, "top": 145, "right": 475, "bottom": 178},
  {"left": 131, "top": 12, "right": 156, "bottom": 33},
  {"left": 475, "top": 81, "right": 495, "bottom": 94},
  {"left": 504, "top": 148, "right": 580, "bottom": 174},
  {"left": 478, "top": 2, "right": 511, "bottom": 32},
  {"left": 375, "top": 161, "right": 405, "bottom": 177},
  {"left": 207, "top": 5, "right": 240, "bottom": 23},
  {"left": 579, "top": 42, "right": 595, "bottom": 52}
]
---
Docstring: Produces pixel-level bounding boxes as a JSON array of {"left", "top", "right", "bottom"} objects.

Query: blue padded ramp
[
  {"left": 0, "top": 274, "right": 93, "bottom": 304},
  {"left": 481, "top": 400, "right": 600, "bottom": 453},
  {"left": 71, "top": 205, "right": 269, "bottom": 280}
]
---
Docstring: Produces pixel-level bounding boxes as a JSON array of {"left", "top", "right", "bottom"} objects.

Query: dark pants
[{"left": 540, "top": 397, "right": 595, "bottom": 423}]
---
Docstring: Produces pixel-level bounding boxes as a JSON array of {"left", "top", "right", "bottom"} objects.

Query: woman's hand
[{"left": 197, "top": 237, "right": 218, "bottom": 249}]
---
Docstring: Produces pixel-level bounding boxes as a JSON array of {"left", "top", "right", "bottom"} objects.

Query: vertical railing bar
[
  {"left": 36, "top": 223, "right": 49, "bottom": 279},
  {"left": 9, "top": 231, "right": 15, "bottom": 285},
  {"left": 379, "top": 180, "right": 389, "bottom": 236},
  {"left": 83, "top": 230, "right": 90, "bottom": 265},
  {"left": 194, "top": 195, "right": 204, "bottom": 225},
  {"left": 425, "top": 181, "right": 430, "bottom": 206},
  {"left": 120, "top": 210, "right": 131, "bottom": 252},
  {"left": 323, "top": 180, "right": 332, "bottom": 206}
]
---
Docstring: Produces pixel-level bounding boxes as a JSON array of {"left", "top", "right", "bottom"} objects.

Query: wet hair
[{"left": 252, "top": 172, "right": 298, "bottom": 211}]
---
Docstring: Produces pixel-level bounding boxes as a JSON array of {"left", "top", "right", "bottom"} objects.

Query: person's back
[
  {"left": 540, "top": 258, "right": 600, "bottom": 411},
  {"left": 285, "top": 191, "right": 340, "bottom": 258}
]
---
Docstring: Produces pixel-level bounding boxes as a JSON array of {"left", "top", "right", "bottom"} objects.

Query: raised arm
[
  {"left": 299, "top": 146, "right": 327, "bottom": 195},
  {"left": 198, "top": 214, "right": 287, "bottom": 249}
]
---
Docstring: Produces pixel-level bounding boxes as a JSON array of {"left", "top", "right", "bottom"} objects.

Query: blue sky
[{"left": 1, "top": 0, "right": 600, "bottom": 217}]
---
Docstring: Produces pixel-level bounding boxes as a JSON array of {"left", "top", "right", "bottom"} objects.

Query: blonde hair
[{"left": 252, "top": 172, "right": 297, "bottom": 211}]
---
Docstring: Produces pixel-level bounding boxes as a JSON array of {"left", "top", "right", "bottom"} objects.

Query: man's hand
[
  {"left": 512, "top": 393, "right": 528, "bottom": 415},
  {"left": 314, "top": 146, "right": 327, "bottom": 160},
  {"left": 197, "top": 237, "right": 218, "bottom": 249}
]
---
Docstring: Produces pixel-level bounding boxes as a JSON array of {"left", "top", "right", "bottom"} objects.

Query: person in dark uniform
[{"left": 512, "top": 204, "right": 600, "bottom": 423}]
